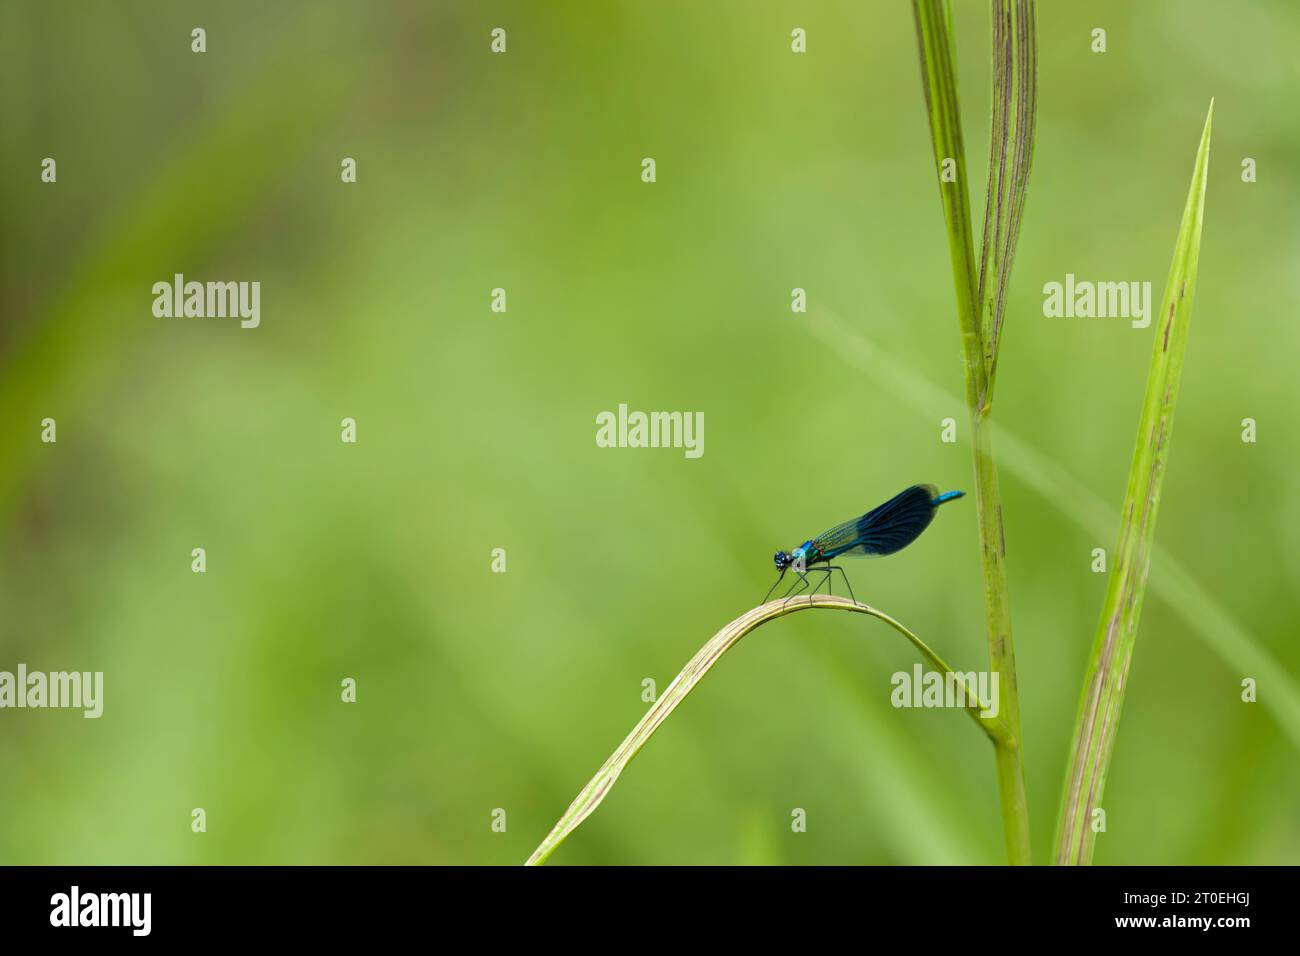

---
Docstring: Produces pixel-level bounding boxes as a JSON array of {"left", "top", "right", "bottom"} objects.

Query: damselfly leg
[
  {"left": 762, "top": 570, "right": 787, "bottom": 604},
  {"left": 781, "top": 570, "right": 811, "bottom": 607},
  {"left": 815, "top": 565, "right": 857, "bottom": 605}
]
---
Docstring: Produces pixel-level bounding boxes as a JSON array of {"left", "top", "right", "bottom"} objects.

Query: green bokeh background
[{"left": 1, "top": 1, "right": 1297, "bottom": 865}]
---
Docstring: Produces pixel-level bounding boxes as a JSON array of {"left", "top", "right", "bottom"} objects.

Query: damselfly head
[{"left": 773, "top": 550, "right": 791, "bottom": 571}]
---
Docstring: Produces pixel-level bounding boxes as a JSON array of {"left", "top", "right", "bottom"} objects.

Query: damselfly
[{"left": 765, "top": 484, "right": 965, "bottom": 605}]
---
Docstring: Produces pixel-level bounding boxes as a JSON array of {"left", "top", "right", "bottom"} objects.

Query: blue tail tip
[{"left": 934, "top": 490, "right": 965, "bottom": 505}]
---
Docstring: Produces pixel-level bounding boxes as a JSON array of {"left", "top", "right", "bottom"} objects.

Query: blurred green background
[{"left": 1, "top": 0, "right": 1297, "bottom": 865}]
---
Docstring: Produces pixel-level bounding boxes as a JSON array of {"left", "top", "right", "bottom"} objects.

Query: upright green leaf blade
[
  {"left": 976, "top": 0, "right": 1037, "bottom": 407},
  {"left": 1056, "top": 101, "right": 1214, "bottom": 866},
  {"left": 912, "top": 0, "right": 983, "bottom": 398},
  {"left": 912, "top": 0, "right": 1035, "bottom": 865}
]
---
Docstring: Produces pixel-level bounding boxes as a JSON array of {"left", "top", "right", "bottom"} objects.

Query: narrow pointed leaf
[
  {"left": 1055, "top": 101, "right": 1214, "bottom": 866},
  {"left": 912, "top": 0, "right": 983, "bottom": 398},
  {"left": 976, "top": 0, "right": 1037, "bottom": 407}
]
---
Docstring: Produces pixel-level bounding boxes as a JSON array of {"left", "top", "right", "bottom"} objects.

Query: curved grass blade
[{"left": 525, "top": 595, "right": 1005, "bottom": 865}]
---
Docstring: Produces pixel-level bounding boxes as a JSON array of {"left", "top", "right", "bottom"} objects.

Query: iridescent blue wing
[
  {"left": 809, "top": 514, "right": 868, "bottom": 556},
  {"left": 813, "top": 484, "right": 941, "bottom": 559}
]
